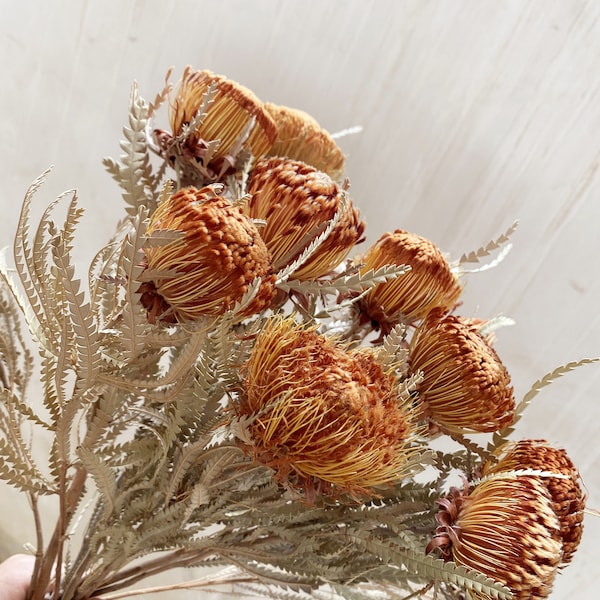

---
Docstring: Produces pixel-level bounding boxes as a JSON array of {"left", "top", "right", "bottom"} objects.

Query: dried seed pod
[
  {"left": 139, "top": 186, "right": 275, "bottom": 323},
  {"left": 246, "top": 156, "right": 365, "bottom": 280}
]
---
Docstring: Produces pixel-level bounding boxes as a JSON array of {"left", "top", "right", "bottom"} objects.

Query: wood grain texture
[{"left": 1, "top": 1, "right": 599, "bottom": 598}]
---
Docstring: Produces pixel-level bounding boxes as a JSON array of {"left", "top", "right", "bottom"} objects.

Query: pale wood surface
[{"left": 1, "top": 1, "right": 599, "bottom": 598}]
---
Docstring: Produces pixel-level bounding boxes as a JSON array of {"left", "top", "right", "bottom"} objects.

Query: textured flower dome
[
  {"left": 139, "top": 186, "right": 275, "bottom": 323},
  {"left": 427, "top": 477, "right": 562, "bottom": 600},
  {"left": 409, "top": 309, "right": 515, "bottom": 435},
  {"left": 245, "top": 156, "right": 365, "bottom": 281},
  {"left": 357, "top": 229, "right": 462, "bottom": 330},
  {"left": 482, "top": 439, "right": 586, "bottom": 566},
  {"left": 264, "top": 102, "right": 346, "bottom": 180},
  {"left": 236, "top": 315, "right": 422, "bottom": 499}
]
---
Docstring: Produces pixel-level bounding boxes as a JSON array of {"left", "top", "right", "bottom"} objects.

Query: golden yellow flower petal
[
  {"left": 140, "top": 186, "right": 275, "bottom": 322},
  {"left": 482, "top": 439, "right": 586, "bottom": 566},
  {"left": 170, "top": 67, "right": 277, "bottom": 165},
  {"left": 264, "top": 102, "right": 346, "bottom": 180},
  {"left": 409, "top": 309, "right": 515, "bottom": 435},
  {"left": 357, "top": 230, "right": 462, "bottom": 329},
  {"left": 237, "top": 315, "right": 420, "bottom": 499},
  {"left": 428, "top": 477, "right": 562, "bottom": 600},
  {"left": 245, "top": 156, "right": 365, "bottom": 280}
]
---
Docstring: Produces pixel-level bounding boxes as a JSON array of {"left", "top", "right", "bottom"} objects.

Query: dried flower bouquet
[{"left": 0, "top": 66, "right": 595, "bottom": 600}]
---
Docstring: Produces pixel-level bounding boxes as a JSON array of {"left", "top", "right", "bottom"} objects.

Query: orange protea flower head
[
  {"left": 427, "top": 477, "right": 562, "bottom": 600},
  {"left": 245, "top": 156, "right": 365, "bottom": 280},
  {"left": 139, "top": 186, "right": 275, "bottom": 323},
  {"left": 264, "top": 102, "right": 346, "bottom": 180},
  {"left": 356, "top": 230, "right": 462, "bottom": 331},
  {"left": 163, "top": 67, "right": 277, "bottom": 177},
  {"left": 408, "top": 309, "right": 515, "bottom": 435},
  {"left": 236, "top": 315, "right": 421, "bottom": 499},
  {"left": 482, "top": 439, "right": 586, "bottom": 566}
]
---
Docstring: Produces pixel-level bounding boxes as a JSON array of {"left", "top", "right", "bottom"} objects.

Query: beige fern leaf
[{"left": 458, "top": 220, "right": 519, "bottom": 267}]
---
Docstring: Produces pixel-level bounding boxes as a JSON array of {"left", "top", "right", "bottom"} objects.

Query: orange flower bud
[
  {"left": 482, "top": 439, "right": 585, "bottom": 566},
  {"left": 236, "top": 316, "right": 421, "bottom": 499},
  {"left": 357, "top": 230, "right": 462, "bottom": 330},
  {"left": 409, "top": 310, "right": 515, "bottom": 435},
  {"left": 264, "top": 102, "right": 345, "bottom": 180},
  {"left": 139, "top": 186, "right": 275, "bottom": 323},
  {"left": 165, "top": 68, "right": 277, "bottom": 176},
  {"left": 427, "top": 477, "right": 562, "bottom": 599},
  {"left": 245, "top": 156, "right": 365, "bottom": 280}
]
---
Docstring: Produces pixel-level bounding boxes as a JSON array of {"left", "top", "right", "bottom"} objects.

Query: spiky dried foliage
[
  {"left": 482, "top": 440, "right": 585, "bottom": 566},
  {"left": 356, "top": 230, "right": 462, "bottom": 330},
  {"left": 409, "top": 309, "right": 515, "bottom": 435},
  {"left": 0, "top": 66, "right": 593, "bottom": 600},
  {"left": 246, "top": 156, "right": 365, "bottom": 280},
  {"left": 264, "top": 102, "right": 346, "bottom": 180},
  {"left": 427, "top": 477, "right": 563, "bottom": 600}
]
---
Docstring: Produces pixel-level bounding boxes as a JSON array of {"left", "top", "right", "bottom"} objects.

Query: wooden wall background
[{"left": 1, "top": 1, "right": 599, "bottom": 598}]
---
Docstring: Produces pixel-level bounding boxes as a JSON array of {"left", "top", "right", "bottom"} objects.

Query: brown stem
[
  {"left": 27, "top": 466, "right": 87, "bottom": 600},
  {"left": 88, "top": 548, "right": 211, "bottom": 597}
]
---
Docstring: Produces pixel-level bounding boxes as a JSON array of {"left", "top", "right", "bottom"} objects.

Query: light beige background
[{"left": 1, "top": 1, "right": 599, "bottom": 598}]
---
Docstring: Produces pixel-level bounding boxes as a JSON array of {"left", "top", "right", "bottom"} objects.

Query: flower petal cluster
[
  {"left": 482, "top": 439, "right": 586, "bottom": 566},
  {"left": 264, "top": 102, "right": 346, "bottom": 180},
  {"left": 236, "top": 316, "right": 421, "bottom": 499},
  {"left": 356, "top": 230, "right": 462, "bottom": 330},
  {"left": 245, "top": 156, "right": 365, "bottom": 280},
  {"left": 427, "top": 477, "right": 562, "bottom": 600},
  {"left": 408, "top": 309, "right": 515, "bottom": 434},
  {"left": 139, "top": 186, "right": 275, "bottom": 322}
]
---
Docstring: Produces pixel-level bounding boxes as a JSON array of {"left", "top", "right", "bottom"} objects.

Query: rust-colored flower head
[
  {"left": 408, "top": 309, "right": 515, "bottom": 435},
  {"left": 245, "top": 156, "right": 365, "bottom": 281},
  {"left": 236, "top": 315, "right": 421, "bottom": 499},
  {"left": 356, "top": 230, "right": 462, "bottom": 331},
  {"left": 139, "top": 186, "right": 275, "bottom": 323},
  {"left": 264, "top": 102, "right": 346, "bottom": 180},
  {"left": 164, "top": 67, "right": 277, "bottom": 177},
  {"left": 427, "top": 477, "right": 562, "bottom": 600},
  {"left": 482, "top": 439, "right": 586, "bottom": 566}
]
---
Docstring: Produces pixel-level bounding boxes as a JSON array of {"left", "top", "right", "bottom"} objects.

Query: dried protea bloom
[
  {"left": 482, "top": 439, "right": 585, "bottom": 566},
  {"left": 427, "top": 477, "right": 562, "bottom": 599},
  {"left": 245, "top": 156, "right": 365, "bottom": 280},
  {"left": 356, "top": 230, "right": 462, "bottom": 331},
  {"left": 164, "top": 68, "right": 277, "bottom": 176},
  {"left": 408, "top": 309, "right": 515, "bottom": 435},
  {"left": 236, "top": 316, "right": 421, "bottom": 499},
  {"left": 264, "top": 102, "right": 345, "bottom": 180},
  {"left": 139, "top": 186, "right": 275, "bottom": 323}
]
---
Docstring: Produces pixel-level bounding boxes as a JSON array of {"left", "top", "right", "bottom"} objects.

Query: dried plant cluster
[{"left": 0, "top": 67, "right": 596, "bottom": 600}]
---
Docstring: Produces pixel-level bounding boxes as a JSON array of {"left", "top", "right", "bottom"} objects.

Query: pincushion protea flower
[
  {"left": 427, "top": 477, "right": 562, "bottom": 600},
  {"left": 356, "top": 230, "right": 462, "bottom": 331},
  {"left": 264, "top": 102, "right": 346, "bottom": 180},
  {"left": 236, "top": 316, "right": 421, "bottom": 499},
  {"left": 245, "top": 156, "right": 365, "bottom": 280},
  {"left": 139, "top": 186, "right": 275, "bottom": 323},
  {"left": 408, "top": 309, "right": 515, "bottom": 435},
  {"left": 161, "top": 67, "right": 277, "bottom": 176},
  {"left": 482, "top": 439, "right": 585, "bottom": 566}
]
